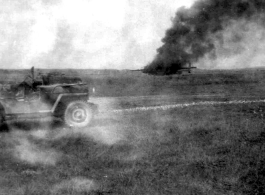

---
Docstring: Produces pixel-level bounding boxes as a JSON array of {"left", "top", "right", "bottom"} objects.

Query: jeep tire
[{"left": 63, "top": 101, "right": 93, "bottom": 128}]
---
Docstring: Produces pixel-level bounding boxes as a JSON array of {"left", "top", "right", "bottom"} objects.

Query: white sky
[{"left": 0, "top": 0, "right": 195, "bottom": 69}]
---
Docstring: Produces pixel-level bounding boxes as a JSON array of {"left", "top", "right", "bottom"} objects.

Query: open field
[
  {"left": 2, "top": 68, "right": 265, "bottom": 97},
  {"left": 0, "top": 69, "right": 265, "bottom": 194},
  {"left": 1, "top": 102, "right": 265, "bottom": 194}
]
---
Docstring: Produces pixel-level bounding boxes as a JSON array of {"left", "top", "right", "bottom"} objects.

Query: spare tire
[
  {"left": 0, "top": 104, "right": 6, "bottom": 131},
  {"left": 0, "top": 103, "right": 5, "bottom": 124},
  {"left": 0, "top": 111, "right": 5, "bottom": 126},
  {"left": 63, "top": 101, "right": 93, "bottom": 128}
]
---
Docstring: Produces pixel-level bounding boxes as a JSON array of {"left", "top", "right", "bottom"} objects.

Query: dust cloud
[
  {"left": 51, "top": 177, "right": 96, "bottom": 194},
  {"left": 3, "top": 95, "right": 169, "bottom": 166},
  {"left": 8, "top": 130, "right": 61, "bottom": 165},
  {"left": 29, "top": 123, "right": 127, "bottom": 146}
]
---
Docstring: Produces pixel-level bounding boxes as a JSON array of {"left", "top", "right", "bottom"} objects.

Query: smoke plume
[{"left": 143, "top": 0, "right": 265, "bottom": 74}]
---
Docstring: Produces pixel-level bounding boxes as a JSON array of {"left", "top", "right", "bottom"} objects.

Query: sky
[{"left": 0, "top": 0, "right": 195, "bottom": 69}]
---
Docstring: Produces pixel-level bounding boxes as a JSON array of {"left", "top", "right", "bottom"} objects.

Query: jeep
[{"left": 0, "top": 67, "right": 98, "bottom": 128}]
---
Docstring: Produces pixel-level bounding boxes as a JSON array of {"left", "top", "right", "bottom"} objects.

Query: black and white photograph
[{"left": 0, "top": 0, "right": 264, "bottom": 194}]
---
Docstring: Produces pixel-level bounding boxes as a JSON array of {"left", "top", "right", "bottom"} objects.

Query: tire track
[{"left": 104, "top": 99, "right": 265, "bottom": 113}]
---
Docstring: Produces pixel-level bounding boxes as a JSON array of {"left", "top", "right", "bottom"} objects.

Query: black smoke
[{"left": 143, "top": 0, "right": 265, "bottom": 75}]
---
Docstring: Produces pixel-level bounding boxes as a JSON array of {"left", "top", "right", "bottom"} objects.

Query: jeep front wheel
[{"left": 64, "top": 101, "right": 93, "bottom": 128}]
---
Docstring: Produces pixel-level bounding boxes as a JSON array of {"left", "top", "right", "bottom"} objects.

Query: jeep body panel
[{"left": 0, "top": 73, "right": 98, "bottom": 125}]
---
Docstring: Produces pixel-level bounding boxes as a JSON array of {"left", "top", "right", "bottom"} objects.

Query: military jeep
[{"left": 0, "top": 67, "right": 98, "bottom": 128}]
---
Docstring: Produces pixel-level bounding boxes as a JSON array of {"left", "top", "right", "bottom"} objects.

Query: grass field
[
  {"left": 0, "top": 69, "right": 265, "bottom": 194},
  {"left": 1, "top": 68, "right": 265, "bottom": 97}
]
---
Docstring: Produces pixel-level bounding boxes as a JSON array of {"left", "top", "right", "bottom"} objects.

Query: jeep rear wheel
[{"left": 64, "top": 101, "right": 93, "bottom": 128}]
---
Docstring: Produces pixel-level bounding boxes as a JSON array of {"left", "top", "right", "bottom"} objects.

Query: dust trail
[
  {"left": 29, "top": 124, "right": 127, "bottom": 146},
  {"left": 29, "top": 98, "right": 265, "bottom": 162},
  {"left": 28, "top": 118, "right": 151, "bottom": 162},
  {"left": 51, "top": 177, "right": 96, "bottom": 194},
  {"left": 8, "top": 130, "right": 61, "bottom": 165},
  {"left": 82, "top": 125, "right": 127, "bottom": 145},
  {"left": 11, "top": 98, "right": 265, "bottom": 165},
  {"left": 108, "top": 99, "right": 265, "bottom": 113}
]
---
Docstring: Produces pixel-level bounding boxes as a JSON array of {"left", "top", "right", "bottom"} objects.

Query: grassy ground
[
  {"left": 0, "top": 69, "right": 265, "bottom": 194},
  {"left": 0, "top": 101, "right": 265, "bottom": 194},
  {"left": 1, "top": 68, "right": 265, "bottom": 97}
]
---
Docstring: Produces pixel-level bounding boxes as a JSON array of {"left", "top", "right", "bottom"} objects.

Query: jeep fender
[{"left": 52, "top": 93, "right": 89, "bottom": 117}]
